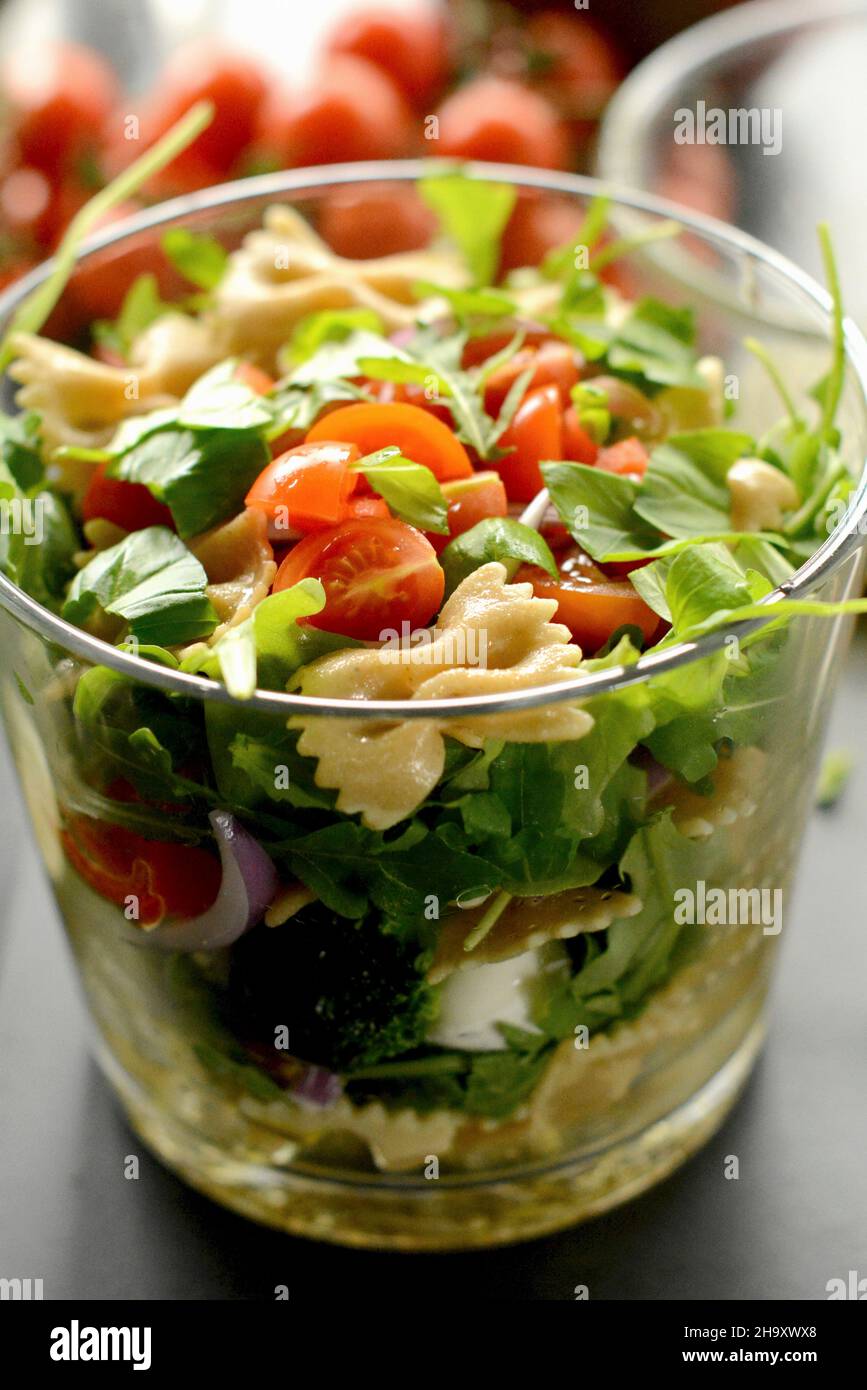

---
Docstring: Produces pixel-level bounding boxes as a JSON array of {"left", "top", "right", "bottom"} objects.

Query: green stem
[{"left": 463, "top": 889, "right": 512, "bottom": 952}]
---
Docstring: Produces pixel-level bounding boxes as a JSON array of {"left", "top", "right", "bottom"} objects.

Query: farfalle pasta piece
[
  {"left": 189, "top": 508, "right": 276, "bottom": 641},
  {"left": 128, "top": 312, "right": 223, "bottom": 398},
  {"left": 8, "top": 332, "right": 170, "bottom": 467},
  {"left": 291, "top": 563, "right": 592, "bottom": 830},
  {"left": 241, "top": 1093, "right": 460, "bottom": 1173},
  {"left": 208, "top": 203, "right": 468, "bottom": 368},
  {"left": 428, "top": 887, "right": 643, "bottom": 983},
  {"left": 662, "top": 746, "right": 766, "bottom": 839}
]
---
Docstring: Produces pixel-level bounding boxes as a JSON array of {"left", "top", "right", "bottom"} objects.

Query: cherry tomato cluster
[{"left": 0, "top": 7, "right": 627, "bottom": 293}]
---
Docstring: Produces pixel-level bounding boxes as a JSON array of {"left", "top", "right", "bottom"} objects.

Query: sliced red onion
[
  {"left": 289, "top": 1064, "right": 343, "bottom": 1110},
  {"left": 122, "top": 811, "right": 279, "bottom": 953}
]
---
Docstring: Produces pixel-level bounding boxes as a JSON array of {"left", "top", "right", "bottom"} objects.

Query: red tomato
[
  {"left": 61, "top": 815, "right": 222, "bottom": 926},
  {"left": 562, "top": 406, "right": 599, "bottom": 465},
  {"left": 81, "top": 461, "right": 175, "bottom": 531},
  {"left": 596, "top": 436, "right": 650, "bottom": 479},
  {"left": 0, "top": 167, "right": 54, "bottom": 248},
  {"left": 235, "top": 362, "right": 276, "bottom": 395},
  {"left": 517, "top": 547, "right": 658, "bottom": 653},
  {"left": 363, "top": 378, "right": 453, "bottom": 427},
  {"left": 256, "top": 56, "right": 414, "bottom": 167},
  {"left": 435, "top": 77, "right": 569, "bottom": 169},
  {"left": 3, "top": 42, "right": 119, "bottom": 175},
  {"left": 326, "top": 7, "right": 451, "bottom": 107},
  {"left": 246, "top": 440, "right": 362, "bottom": 533},
  {"left": 319, "top": 186, "right": 436, "bottom": 259},
  {"left": 67, "top": 209, "right": 166, "bottom": 321},
  {"left": 461, "top": 322, "right": 554, "bottom": 369},
  {"left": 102, "top": 45, "right": 268, "bottom": 188},
  {"left": 525, "top": 13, "right": 623, "bottom": 135},
  {"left": 494, "top": 383, "right": 562, "bottom": 502},
  {"left": 306, "top": 402, "right": 472, "bottom": 482},
  {"left": 484, "top": 341, "right": 581, "bottom": 416},
  {"left": 498, "top": 190, "right": 585, "bottom": 275},
  {"left": 273, "top": 517, "right": 444, "bottom": 640},
  {"left": 430, "top": 471, "right": 508, "bottom": 553}
]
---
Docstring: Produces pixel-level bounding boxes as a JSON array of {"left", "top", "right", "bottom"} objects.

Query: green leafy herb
[
  {"left": 93, "top": 273, "right": 173, "bottom": 358},
  {"left": 63, "top": 526, "right": 218, "bottom": 644},
  {"left": 161, "top": 228, "right": 229, "bottom": 291},
  {"left": 0, "top": 101, "right": 215, "bottom": 368},
  {"left": 440, "top": 516, "right": 558, "bottom": 595},
  {"left": 351, "top": 447, "right": 448, "bottom": 533},
  {"left": 418, "top": 172, "right": 516, "bottom": 285}
]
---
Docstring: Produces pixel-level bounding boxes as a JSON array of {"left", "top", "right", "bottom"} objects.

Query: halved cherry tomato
[
  {"left": 306, "top": 401, "right": 472, "bottom": 481},
  {"left": 325, "top": 7, "right": 451, "bottom": 107},
  {"left": 484, "top": 341, "right": 581, "bottom": 416},
  {"left": 4, "top": 42, "right": 119, "bottom": 175},
  {"left": 562, "top": 406, "right": 599, "bottom": 465},
  {"left": 235, "top": 362, "right": 275, "bottom": 395},
  {"left": 345, "top": 496, "right": 390, "bottom": 521},
  {"left": 61, "top": 815, "right": 221, "bottom": 926},
  {"left": 272, "top": 517, "right": 444, "bottom": 640},
  {"left": 596, "top": 436, "right": 650, "bottom": 479},
  {"left": 363, "top": 378, "right": 453, "bottom": 426},
  {"left": 435, "top": 77, "right": 570, "bottom": 169},
  {"left": 256, "top": 56, "right": 414, "bottom": 167},
  {"left": 319, "top": 186, "right": 437, "bottom": 259},
  {"left": 81, "top": 461, "right": 175, "bottom": 531},
  {"left": 430, "top": 471, "right": 508, "bottom": 553},
  {"left": 494, "top": 383, "right": 562, "bottom": 502},
  {"left": 246, "top": 440, "right": 364, "bottom": 534},
  {"left": 517, "top": 547, "right": 659, "bottom": 653}
]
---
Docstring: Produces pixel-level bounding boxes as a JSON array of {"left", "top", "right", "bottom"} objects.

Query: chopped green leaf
[
  {"left": 418, "top": 172, "right": 516, "bottom": 285},
  {"left": 63, "top": 526, "right": 218, "bottom": 645},
  {"left": 440, "top": 517, "right": 558, "bottom": 595},
  {"left": 351, "top": 447, "right": 448, "bottom": 533},
  {"left": 161, "top": 228, "right": 229, "bottom": 291}
]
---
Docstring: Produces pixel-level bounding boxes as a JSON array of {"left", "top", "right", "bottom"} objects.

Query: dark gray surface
[{"left": 1, "top": 636, "right": 865, "bottom": 1302}]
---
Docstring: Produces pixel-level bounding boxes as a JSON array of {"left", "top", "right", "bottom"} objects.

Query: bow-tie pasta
[{"left": 291, "top": 563, "right": 593, "bottom": 830}]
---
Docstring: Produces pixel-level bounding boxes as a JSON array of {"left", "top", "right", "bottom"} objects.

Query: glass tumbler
[{"left": 0, "top": 165, "right": 865, "bottom": 1249}]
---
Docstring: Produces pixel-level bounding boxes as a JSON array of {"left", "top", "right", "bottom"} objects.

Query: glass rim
[
  {"left": 0, "top": 157, "right": 866, "bottom": 720},
  {"left": 597, "top": 0, "right": 867, "bottom": 191}
]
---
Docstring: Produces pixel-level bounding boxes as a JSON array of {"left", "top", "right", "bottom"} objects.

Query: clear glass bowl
[
  {"left": 596, "top": 0, "right": 867, "bottom": 322},
  {"left": 0, "top": 164, "right": 865, "bottom": 1249}
]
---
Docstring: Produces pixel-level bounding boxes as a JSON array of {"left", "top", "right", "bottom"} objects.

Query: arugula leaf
[
  {"left": 351, "top": 447, "right": 448, "bottom": 533},
  {"left": 606, "top": 297, "right": 703, "bottom": 391},
  {"left": 412, "top": 281, "right": 517, "bottom": 322},
  {"left": 63, "top": 526, "right": 218, "bottom": 644},
  {"left": 440, "top": 517, "right": 558, "bottom": 595},
  {"left": 418, "top": 173, "right": 516, "bottom": 285},
  {"left": 161, "top": 228, "right": 228, "bottom": 291},
  {"left": 0, "top": 101, "right": 215, "bottom": 368},
  {"left": 108, "top": 425, "right": 268, "bottom": 539}
]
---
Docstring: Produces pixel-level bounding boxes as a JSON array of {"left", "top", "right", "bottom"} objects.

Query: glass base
[{"left": 97, "top": 1017, "right": 766, "bottom": 1251}]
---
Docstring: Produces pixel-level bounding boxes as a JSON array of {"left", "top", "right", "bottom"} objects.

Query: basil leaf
[
  {"left": 441, "top": 517, "right": 558, "bottom": 595},
  {"left": 0, "top": 410, "right": 44, "bottom": 490},
  {"left": 109, "top": 425, "right": 268, "bottom": 539},
  {"left": 634, "top": 430, "right": 754, "bottom": 538},
  {"left": 64, "top": 526, "right": 218, "bottom": 644},
  {"left": 541, "top": 459, "right": 659, "bottom": 561},
  {"left": 353, "top": 447, "right": 448, "bottom": 533},
  {"left": 161, "top": 228, "right": 228, "bottom": 290},
  {"left": 413, "top": 281, "right": 517, "bottom": 321},
  {"left": 606, "top": 298, "right": 703, "bottom": 390},
  {"left": 418, "top": 173, "right": 516, "bottom": 285}
]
